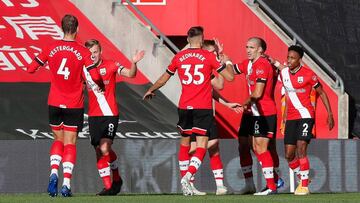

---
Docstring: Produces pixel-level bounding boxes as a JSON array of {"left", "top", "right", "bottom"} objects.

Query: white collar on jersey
[{"left": 289, "top": 65, "right": 302, "bottom": 75}]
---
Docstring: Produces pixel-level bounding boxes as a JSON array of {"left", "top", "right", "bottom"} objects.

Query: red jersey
[
  {"left": 166, "top": 48, "right": 224, "bottom": 109},
  {"left": 280, "top": 66, "right": 320, "bottom": 120},
  {"left": 234, "top": 57, "right": 277, "bottom": 116},
  {"left": 85, "top": 59, "right": 123, "bottom": 116},
  {"left": 27, "top": 40, "right": 101, "bottom": 108}
]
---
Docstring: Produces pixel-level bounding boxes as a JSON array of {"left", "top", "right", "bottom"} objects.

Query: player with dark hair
[
  {"left": 234, "top": 37, "right": 281, "bottom": 195},
  {"left": 143, "top": 26, "right": 234, "bottom": 196},
  {"left": 26, "top": 14, "right": 103, "bottom": 197},
  {"left": 270, "top": 45, "right": 334, "bottom": 195},
  {"left": 187, "top": 39, "right": 241, "bottom": 195},
  {"left": 84, "top": 39, "right": 144, "bottom": 196}
]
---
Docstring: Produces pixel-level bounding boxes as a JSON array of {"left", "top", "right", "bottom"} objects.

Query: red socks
[
  {"left": 210, "top": 153, "right": 224, "bottom": 187},
  {"left": 109, "top": 150, "right": 121, "bottom": 182},
  {"left": 49, "top": 140, "right": 64, "bottom": 176},
  {"left": 62, "top": 144, "right": 76, "bottom": 180},
  {"left": 178, "top": 144, "right": 190, "bottom": 177},
  {"left": 289, "top": 158, "right": 301, "bottom": 180},
  {"left": 97, "top": 154, "right": 111, "bottom": 189},
  {"left": 270, "top": 149, "right": 280, "bottom": 182},
  {"left": 257, "top": 151, "right": 276, "bottom": 191},
  {"left": 240, "top": 150, "right": 253, "bottom": 179},
  {"left": 299, "top": 157, "right": 310, "bottom": 187},
  {"left": 188, "top": 147, "right": 206, "bottom": 175}
]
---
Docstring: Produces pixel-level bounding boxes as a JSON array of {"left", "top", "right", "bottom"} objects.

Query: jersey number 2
[
  {"left": 181, "top": 64, "right": 204, "bottom": 85},
  {"left": 57, "top": 58, "right": 70, "bottom": 80}
]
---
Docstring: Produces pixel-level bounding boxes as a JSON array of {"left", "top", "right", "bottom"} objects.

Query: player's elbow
[{"left": 128, "top": 72, "right": 136, "bottom": 78}]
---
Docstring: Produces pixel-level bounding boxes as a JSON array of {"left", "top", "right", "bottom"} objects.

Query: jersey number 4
[
  {"left": 57, "top": 58, "right": 70, "bottom": 80},
  {"left": 181, "top": 64, "right": 204, "bottom": 85}
]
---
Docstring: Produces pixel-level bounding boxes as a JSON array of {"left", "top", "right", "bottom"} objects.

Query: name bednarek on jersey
[
  {"left": 49, "top": 45, "right": 83, "bottom": 60},
  {"left": 179, "top": 52, "right": 205, "bottom": 62}
]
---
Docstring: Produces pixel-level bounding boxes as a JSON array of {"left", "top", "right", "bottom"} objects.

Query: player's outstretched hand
[
  {"left": 213, "top": 38, "right": 224, "bottom": 54},
  {"left": 225, "top": 103, "right": 243, "bottom": 113},
  {"left": 327, "top": 114, "right": 335, "bottom": 130},
  {"left": 143, "top": 91, "right": 155, "bottom": 100},
  {"left": 132, "top": 50, "right": 145, "bottom": 63},
  {"left": 220, "top": 54, "right": 231, "bottom": 64}
]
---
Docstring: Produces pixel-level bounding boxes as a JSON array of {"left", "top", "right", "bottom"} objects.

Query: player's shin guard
[
  {"left": 257, "top": 151, "right": 277, "bottom": 191},
  {"left": 210, "top": 154, "right": 224, "bottom": 187},
  {"left": 188, "top": 147, "right": 206, "bottom": 175},
  {"left": 289, "top": 158, "right": 301, "bottom": 180},
  {"left": 50, "top": 140, "right": 64, "bottom": 177},
  {"left": 109, "top": 150, "right": 121, "bottom": 182},
  {"left": 299, "top": 157, "right": 310, "bottom": 187},
  {"left": 178, "top": 144, "right": 190, "bottom": 177},
  {"left": 62, "top": 144, "right": 76, "bottom": 188},
  {"left": 97, "top": 155, "right": 112, "bottom": 189}
]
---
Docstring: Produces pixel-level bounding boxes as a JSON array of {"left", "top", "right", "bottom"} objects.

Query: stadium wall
[{"left": 0, "top": 139, "right": 358, "bottom": 193}]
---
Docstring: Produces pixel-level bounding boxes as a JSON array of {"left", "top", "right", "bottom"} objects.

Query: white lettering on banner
[
  {"left": 3, "top": 14, "right": 63, "bottom": 40},
  {"left": 1, "top": 0, "right": 39, "bottom": 7},
  {"left": 0, "top": 45, "right": 44, "bottom": 71},
  {"left": 15, "top": 128, "right": 180, "bottom": 139}
]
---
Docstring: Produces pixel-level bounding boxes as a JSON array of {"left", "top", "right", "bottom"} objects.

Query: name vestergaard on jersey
[
  {"left": 49, "top": 45, "right": 83, "bottom": 60},
  {"left": 179, "top": 52, "right": 205, "bottom": 62}
]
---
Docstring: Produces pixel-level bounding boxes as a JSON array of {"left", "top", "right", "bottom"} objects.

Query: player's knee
[
  {"left": 285, "top": 153, "right": 295, "bottom": 162},
  {"left": 208, "top": 143, "right": 219, "bottom": 155},
  {"left": 99, "top": 139, "right": 112, "bottom": 155}
]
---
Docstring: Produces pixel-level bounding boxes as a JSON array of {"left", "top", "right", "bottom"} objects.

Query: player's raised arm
[
  {"left": 143, "top": 72, "right": 172, "bottom": 100},
  {"left": 120, "top": 50, "right": 145, "bottom": 78},
  {"left": 26, "top": 49, "right": 49, "bottom": 73},
  {"left": 211, "top": 75, "right": 224, "bottom": 90},
  {"left": 264, "top": 54, "right": 286, "bottom": 70},
  {"left": 214, "top": 56, "right": 234, "bottom": 82},
  {"left": 213, "top": 90, "right": 242, "bottom": 113}
]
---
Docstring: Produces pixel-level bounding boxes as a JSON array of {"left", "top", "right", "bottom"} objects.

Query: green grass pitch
[{"left": 0, "top": 193, "right": 360, "bottom": 203}]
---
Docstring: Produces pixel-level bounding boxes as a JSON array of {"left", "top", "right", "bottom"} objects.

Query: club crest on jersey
[
  {"left": 100, "top": 68, "right": 106, "bottom": 76},
  {"left": 297, "top": 76, "right": 304, "bottom": 83}
]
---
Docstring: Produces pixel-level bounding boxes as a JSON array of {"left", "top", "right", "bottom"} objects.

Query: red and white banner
[{"left": 0, "top": 0, "right": 149, "bottom": 85}]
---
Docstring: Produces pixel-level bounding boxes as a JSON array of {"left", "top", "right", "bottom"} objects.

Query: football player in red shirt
[
  {"left": 143, "top": 26, "right": 234, "bottom": 195},
  {"left": 234, "top": 37, "right": 281, "bottom": 195},
  {"left": 26, "top": 15, "right": 102, "bottom": 197},
  {"left": 84, "top": 39, "right": 144, "bottom": 196},
  {"left": 187, "top": 39, "right": 241, "bottom": 196},
  {"left": 270, "top": 45, "right": 334, "bottom": 195}
]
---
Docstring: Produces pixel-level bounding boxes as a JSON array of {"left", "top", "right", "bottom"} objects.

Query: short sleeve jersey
[
  {"left": 166, "top": 48, "right": 224, "bottom": 109},
  {"left": 27, "top": 40, "right": 98, "bottom": 108},
  {"left": 280, "top": 66, "right": 320, "bottom": 120},
  {"left": 234, "top": 57, "right": 277, "bottom": 116},
  {"left": 85, "top": 59, "right": 124, "bottom": 116}
]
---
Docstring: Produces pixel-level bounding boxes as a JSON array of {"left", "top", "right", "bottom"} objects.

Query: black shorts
[
  {"left": 190, "top": 121, "right": 218, "bottom": 142},
  {"left": 284, "top": 118, "right": 314, "bottom": 145},
  {"left": 89, "top": 116, "right": 119, "bottom": 146},
  {"left": 177, "top": 109, "right": 214, "bottom": 137},
  {"left": 238, "top": 114, "right": 253, "bottom": 137},
  {"left": 238, "top": 114, "right": 277, "bottom": 139},
  {"left": 48, "top": 105, "right": 84, "bottom": 132}
]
